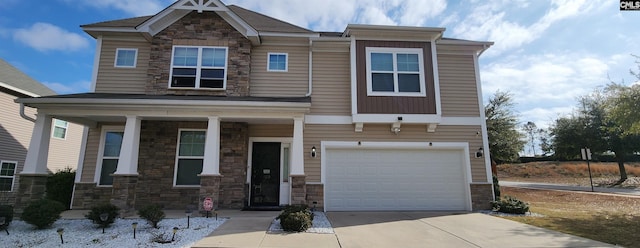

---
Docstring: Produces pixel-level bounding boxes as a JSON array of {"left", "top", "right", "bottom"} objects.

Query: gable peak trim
[{"left": 176, "top": 0, "right": 227, "bottom": 13}]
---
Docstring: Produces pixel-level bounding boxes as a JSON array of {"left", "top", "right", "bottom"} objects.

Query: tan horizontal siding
[
  {"left": 437, "top": 54, "right": 481, "bottom": 117},
  {"left": 48, "top": 122, "right": 83, "bottom": 172},
  {"left": 94, "top": 39, "right": 150, "bottom": 94},
  {"left": 249, "top": 45, "right": 309, "bottom": 97},
  {"left": 303, "top": 124, "right": 487, "bottom": 182},
  {"left": 80, "top": 127, "right": 101, "bottom": 182},
  {"left": 248, "top": 124, "right": 293, "bottom": 137},
  {"left": 310, "top": 51, "right": 351, "bottom": 115},
  {"left": 0, "top": 92, "right": 31, "bottom": 195}
]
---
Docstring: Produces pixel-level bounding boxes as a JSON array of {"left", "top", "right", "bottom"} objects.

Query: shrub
[
  {"left": 0, "top": 205, "right": 14, "bottom": 227},
  {"left": 277, "top": 204, "right": 313, "bottom": 232},
  {"left": 85, "top": 203, "right": 120, "bottom": 228},
  {"left": 492, "top": 195, "right": 530, "bottom": 214},
  {"left": 21, "top": 199, "right": 65, "bottom": 229},
  {"left": 492, "top": 174, "right": 501, "bottom": 199},
  {"left": 46, "top": 168, "right": 75, "bottom": 210},
  {"left": 138, "top": 204, "right": 165, "bottom": 228}
]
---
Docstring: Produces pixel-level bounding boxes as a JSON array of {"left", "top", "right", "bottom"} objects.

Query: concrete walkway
[{"left": 501, "top": 181, "right": 640, "bottom": 197}]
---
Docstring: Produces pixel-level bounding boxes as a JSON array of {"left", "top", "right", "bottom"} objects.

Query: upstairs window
[
  {"left": 267, "top": 53, "right": 288, "bottom": 71},
  {"left": 52, "top": 119, "right": 68, "bottom": 139},
  {"left": 169, "top": 46, "right": 228, "bottom": 89},
  {"left": 114, "top": 48, "right": 137, "bottom": 67},
  {"left": 366, "top": 47, "right": 426, "bottom": 96}
]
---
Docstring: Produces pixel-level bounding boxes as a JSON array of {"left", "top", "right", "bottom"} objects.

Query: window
[
  {"left": 0, "top": 161, "right": 16, "bottom": 191},
  {"left": 169, "top": 46, "right": 227, "bottom": 89},
  {"left": 174, "top": 130, "right": 205, "bottom": 186},
  {"left": 52, "top": 119, "right": 68, "bottom": 139},
  {"left": 366, "top": 47, "right": 426, "bottom": 96},
  {"left": 97, "top": 130, "right": 124, "bottom": 186},
  {"left": 267, "top": 53, "right": 288, "bottom": 71},
  {"left": 114, "top": 48, "right": 138, "bottom": 67}
]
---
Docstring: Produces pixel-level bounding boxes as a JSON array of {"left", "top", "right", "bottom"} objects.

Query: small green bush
[
  {"left": 21, "top": 199, "right": 65, "bottom": 229},
  {"left": 492, "top": 195, "right": 529, "bottom": 214},
  {"left": 85, "top": 203, "right": 119, "bottom": 228},
  {"left": 46, "top": 168, "right": 75, "bottom": 210},
  {"left": 138, "top": 204, "right": 165, "bottom": 228},
  {"left": 0, "top": 205, "right": 14, "bottom": 227},
  {"left": 277, "top": 204, "right": 313, "bottom": 232}
]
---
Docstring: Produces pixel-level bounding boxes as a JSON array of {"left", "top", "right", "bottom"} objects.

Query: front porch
[{"left": 15, "top": 94, "right": 311, "bottom": 214}]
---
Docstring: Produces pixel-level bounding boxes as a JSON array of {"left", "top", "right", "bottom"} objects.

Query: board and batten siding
[
  {"left": 249, "top": 45, "right": 309, "bottom": 97},
  {"left": 94, "top": 38, "right": 150, "bottom": 94},
  {"left": 437, "top": 54, "right": 481, "bottom": 117},
  {"left": 309, "top": 51, "right": 351, "bottom": 115},
  {"left": 303, "top": 124, "right": 487, "bottom": 183}
]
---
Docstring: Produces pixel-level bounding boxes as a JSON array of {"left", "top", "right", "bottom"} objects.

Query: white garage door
[{"left": 325, "top": 148, "right": 469, "bottom": 211}]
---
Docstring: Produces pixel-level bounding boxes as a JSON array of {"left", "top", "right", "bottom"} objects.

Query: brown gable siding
[
  {"left": 146, "top": 11, "right": 251, "bottom": 96},
  {"left": 437, "top": 54, "right": 481, "bottom": 117},
  {"left": 95, "top": 38, "right": 150, "bottom": 94},
  {"left": 249, "top": 44, "right": 309, "bottom": 97},
  {"left": 356, "top": 40, "right": 436, "bottom": 114},
  {"left": 310, "top": 51, "right": 351, "bottom": 115}
]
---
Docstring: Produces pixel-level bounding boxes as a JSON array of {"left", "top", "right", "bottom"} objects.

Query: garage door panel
[{"left": 326, "top": 148, "right": 468, "bottom": 211}]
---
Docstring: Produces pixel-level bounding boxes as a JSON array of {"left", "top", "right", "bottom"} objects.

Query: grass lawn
[{"left": 500, "top": 187, "right": 640, "bottom": 248}]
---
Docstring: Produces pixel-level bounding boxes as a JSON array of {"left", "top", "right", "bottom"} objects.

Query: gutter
[
  {"left": 306, "top": 39, "right": 313, "bottom": 97},
  {"left": 20, "top": 103, "right": 36, "bottom": 122}
]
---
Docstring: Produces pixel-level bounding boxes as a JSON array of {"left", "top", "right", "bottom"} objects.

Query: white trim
[
  {"left": 352, "top": 114, "right": 441, "bottom": 124},
  {"left": 0, "top": 160, "right": 18, "bottom": 192},
  {"left": 174, "top": 129, "right": 207, "bottom": 187},
  {"left": 267, "top": 52, "right": 288, "bottom": 72},
  {"left": 168, "top": 45, "right": 228, "bottom": 90},
  {"left": 365, "top": 47, "right": 426, "bottom": 97},
  {"left": 258, "top": 32, "right": 319, "bottom": 38},
  {"left": 0, "top": 82, "right": 39, "bottom": 97},
  {"left": 431, "top": 40, "right": 443, "bottom": 117},
  {"left": 201, "top": 116, "right": 221, "bottom": 175},
  {"left": 290, "top": 117, "right": 305, "bottom": 175},
  {"left": 320, "top": 141, "right": 473, "bottom": 211},
  {"left": 94, "top": 126, "right": 124, "bottom": 186},
  {"left": 21, "top": 113, "right": 52, "bottom": 175},
  {"left": 90, "top": 36, "right": 102, "bottom": 93},
  {"left": 473, "top": 53, "right": 494, "bottom": 186},
  {"left": 114, "top": 48, "right": 138, "bottom": 68},
  {"left": 304, "top": 115, "right": 482, "bottom": 125},
  {"left": 247, "top": 137, "right": 293, "bottom": 206},
  {"left": 350, "top": 37, "right": 358, "bottom": 116}
]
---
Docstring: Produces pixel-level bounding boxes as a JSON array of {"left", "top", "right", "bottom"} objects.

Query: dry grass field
[{"left": 497, "top": 161, "right": 640, "bottom": 247}]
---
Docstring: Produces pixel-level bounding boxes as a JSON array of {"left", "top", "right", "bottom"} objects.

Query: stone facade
[
  {"left": 470, "top": 183, "right": 494, "bottom": 210},
  {"left": 146, "top": 11, "right": 252, "bottom": 96},
  {"left": 306, "top": 184, "right": 323, "bottom": 211},
  {"left": 218, "top": 122, "right": 248, "bottom": 208},
  {"left": 111, "top": 175, "right": 138, "bottom": 215},
  {"left": 199, "top": 175, "right": 222, "bottom": 210},
  {"left": 71, "top": 182, "right": 112, "bottom": 209},
  {"left": 290, "top": 175, "right": 306, "bottom": 205},
  {"left": 14, "top": 174, "right": 48, "bottom": 215}
]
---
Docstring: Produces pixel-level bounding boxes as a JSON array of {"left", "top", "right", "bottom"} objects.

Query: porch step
[{"left": 242, "top": 206, "right": 283, "bottom": 211}]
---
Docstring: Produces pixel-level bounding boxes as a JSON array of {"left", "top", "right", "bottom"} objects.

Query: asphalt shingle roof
[{"left": 0, "top": 58, "right": 56, "bottom": 96}]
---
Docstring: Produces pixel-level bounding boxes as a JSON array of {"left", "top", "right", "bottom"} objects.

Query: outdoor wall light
[
  {"left": 391, "top": 122, "right": 401, "bottom": 135},
  {"left": 57, "top": 228, "right": 64, "bottom": 244},
  {"left": 476, "top": 147, "right": 484, "bottom": 158},
  {"left": 311, "top": 146, "right": 317, "bottom": 158},
  {"left": 132, "top": 222, "right": 138, "bottom": 239}
]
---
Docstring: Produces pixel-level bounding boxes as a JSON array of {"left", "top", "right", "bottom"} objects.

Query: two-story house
[
  {"left": 0, "top": 58, "right": 83, "bottom": 206},
  {"left": 16, "top": 0, "right": 494, "bottom": 213}
]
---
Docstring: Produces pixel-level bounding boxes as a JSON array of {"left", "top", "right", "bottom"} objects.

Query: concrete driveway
[{"left": 327, "top": 212, "right": 614, "bottom": 248}]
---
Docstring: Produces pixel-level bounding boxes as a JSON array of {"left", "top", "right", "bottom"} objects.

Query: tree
[
  {"left": 485, "top": 90, "right": 526, "bottom": 163},
  {"left": 606, "top": 83, "right": 640, "bottom": 135},
  {"left": 522, "top": 121, "right": 538, "bottom": 156}
]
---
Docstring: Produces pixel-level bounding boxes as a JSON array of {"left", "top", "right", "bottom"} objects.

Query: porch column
[
  {"left": 111, "top": 115, "right": 140, "bottom": 216},
  {"left": 114, "top": 115, "right": 141, "bottom": 175},
  {"left": 201, "top": 116, "right": 221, "bottom": 175},
  {"left": 290, "top": 117, "right": 306, "bottom": 205},
  {"left": 16, "top": 113, "right": 52, "bottom": 214},
  {"left": 21, "top": 113, "right": 52, "bottom": 174}
]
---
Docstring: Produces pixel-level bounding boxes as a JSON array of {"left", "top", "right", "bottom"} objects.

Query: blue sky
[{"left": 0, "top": 0, "right": 639, "bottom": 131}]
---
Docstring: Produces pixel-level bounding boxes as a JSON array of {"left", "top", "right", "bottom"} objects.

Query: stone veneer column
[
  {"left": 470, "top": 183, "right": 494, "bottom": 210},
  {"left": 290, "top": 175, "right": 307, "bottom": 205},
  {"left": 111, "top": 175, "right": 138, "bottom": 216},
  {"left": 14, "top": 175, "right": 48, "bottom": 215},
  {"left": 199, "top": 175, "right": 222, "bottom": 213}
]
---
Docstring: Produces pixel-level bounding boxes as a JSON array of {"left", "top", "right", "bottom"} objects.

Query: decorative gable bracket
[{"left": 176, "top": 0, "right": 226, "bottom": 13}]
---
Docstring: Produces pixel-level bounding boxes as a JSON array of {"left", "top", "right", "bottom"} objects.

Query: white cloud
[
  {"left": 64, "top": 0, "right": 173, "bottom": 16},
  {"left": 44, "top": 80, "right": 91, "bottom": 94},
  {"left": 13, "top": 23, "right": 89, "bottom": 52}
]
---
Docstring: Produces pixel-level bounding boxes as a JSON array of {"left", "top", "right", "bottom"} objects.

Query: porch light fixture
[
  {"left": 476, "top": 147, "right": 484, "bottom": 158},
  {"left": 57, "top": 228, "right": 64, "bottom": 244},
  {"left": 132, "top": 222, "right": 138, "bottom": 239},
  {"left": 311, "top": 146, "right": 317, "bottom": 158}
]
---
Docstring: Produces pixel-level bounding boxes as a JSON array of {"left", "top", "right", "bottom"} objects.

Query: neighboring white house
[{"left": 0, "top": 58, "right": 83, "bottom": 205}]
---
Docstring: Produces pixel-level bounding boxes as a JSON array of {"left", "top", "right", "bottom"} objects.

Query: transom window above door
[
  {"left": 366, "top": 47, "right": 426, "bottom": 97},
  {"left": 169, "top": 46, "right": 228, "bottom": 90}
]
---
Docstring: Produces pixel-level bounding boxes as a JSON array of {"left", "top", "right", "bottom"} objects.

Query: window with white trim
[
  {"left": 114, "top": 48, "right": 138, "bottom": 67},
  {"left": 267, "top": 53, "right": 288, "bottom": 71},
  {"left": 0, "top": 161, "right": 17, "bottom": 192},
  {"left": 97, "top": 129, "right": 124, "bottom": 186},
  {"left": 169, "top": 46, "right": 228, "bottom": 89},
  {"left": 366, "top": 47, "right": 426, "bottom": 96},
  {"left": 52, "top": 119, "right": 68, "bottom": 139},
  {"left": 174, "top": 130, "right": 205, "bottom": 186}
]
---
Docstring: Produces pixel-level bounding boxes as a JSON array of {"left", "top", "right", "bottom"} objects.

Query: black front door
[{"left": 251, "top": 142, "right": 281, "bottom": 206}]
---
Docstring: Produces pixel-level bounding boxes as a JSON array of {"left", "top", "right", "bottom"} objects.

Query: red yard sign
[{"left": 203, "top": 197, "right": 213, "bottom": 211}]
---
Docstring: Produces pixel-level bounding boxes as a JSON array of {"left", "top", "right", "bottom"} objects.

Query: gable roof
[
  {"left": 0, "top": 58, "right": 55, "bottom": 97},
  {"left": 226, "top": 5, "right": 312, "bottom": 34}
]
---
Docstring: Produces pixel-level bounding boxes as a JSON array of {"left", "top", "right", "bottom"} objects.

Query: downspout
[
  {"left": 305, "top": 39, "right": 313, "bottom": 97},
  {"left": 19, "top": 103, "right": 36, "bottom": 122}
]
